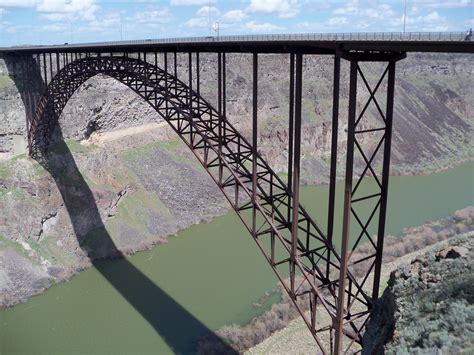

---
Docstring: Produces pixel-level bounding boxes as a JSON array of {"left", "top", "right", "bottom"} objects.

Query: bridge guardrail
[
  {"left": 2, "top": 31, "right": 470, "bottom": 50},
  {"left": 110, "top": 31, "right": 468, "bottom": 46}
]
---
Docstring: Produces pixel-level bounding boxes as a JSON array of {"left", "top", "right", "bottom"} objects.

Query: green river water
[{"left": 1, "top": 162, "right": 473, "bottom": 355}]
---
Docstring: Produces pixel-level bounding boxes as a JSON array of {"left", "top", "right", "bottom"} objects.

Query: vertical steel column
[
  {"left": 290, "top": 53, "right": 303, "bottom": 296},
  {"left": 217, "top": 52, "right": 223, "bottom": 184},
  {"left": 56, "top": 53, "right": 60, "bottom": 77},
  {"left": 22, "top": 57, "right": 31, "bottom": 137},
  {"left": 164, "top": 52, "right": 169, "bottom": 116},
  {"left": 174, "top": 52, "right": 178, "bottom": 96},
  {"left": 222, "top": 54, "right": 226, "bottom": 116},
  {"left": 222, "top": 53, "right": 227, "bottom": 140},
  {"left": 326, "top": 54, "right": 340, "bottom": 280},
  {"left": 24, "top": 57, "right": 33, "bottom": 152},
  {"left": 372, "top": 61, "right": 396, "bottom": 299},
  {"left": 196, "top": 52, "right": 200, "bottom": 96},
  {"left": 144, "top": 52, "right": 148, "bottom": 98},
  {"left": 287, "top": 53, "right": 295, "bottom": 222},
  {"left": 49, "top": 53, "right": 53, "bottom": 82},
  {"left": 252, "top": 52, "right": 258, "bottom": 236},
  {"left": 188, "top": 52, "right": 193, "bottom": 146},
  {"left": 335, "top": 60, "right": 358, "bottom": 354},
  {"left": 42, "top": 53, "right": 47, "bottom": 86}
]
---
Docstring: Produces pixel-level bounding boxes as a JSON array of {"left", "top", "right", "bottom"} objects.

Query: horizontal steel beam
[{"left": 1, "top": 39, "right": 472, "bottom": 55}]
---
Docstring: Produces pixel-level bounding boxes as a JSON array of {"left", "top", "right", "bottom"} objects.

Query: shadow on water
[{"left": 33, "top": 129, "right": 237, "bottom": 354}]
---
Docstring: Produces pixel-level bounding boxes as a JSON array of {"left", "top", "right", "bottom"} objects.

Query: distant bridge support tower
[{"left": 1, "top": 36, "right": 471, "bottom": 353}]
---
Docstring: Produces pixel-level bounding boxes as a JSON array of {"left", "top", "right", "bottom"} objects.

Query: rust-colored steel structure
[{"left": 1, "top": 35, "right": 472, "bottom": 353}]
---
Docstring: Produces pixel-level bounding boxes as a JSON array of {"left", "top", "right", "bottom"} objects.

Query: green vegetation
[
  {"left": 0, "top": 161, "right": 13, "bottom": 179},
  {"left": 27, "top": 235, "right": 67, "bottom": 266},
  {"left": 121, "top": 140, "right": 169, "bottom": 160},
  {"left": 82, "top": 187, "right": 172, "bottom": 249},
  {"left": 0, "top": 234, "right": 34, "bottom": 262},
  {"left": 80, "top": 226, "right": 109, "bottom": 250},
  {"left": 0, "top": 186, "right": 26, "bottom": 199},
  {"left": 386, "top": 236, "right": 473, "bottom": 354},
  {"left": 0, "top": 74, "right": 14, "bottom": 90},
  {"left": 122, "top": 139, "right": 204, "bottom": 171},
  {"left": 48, "top": 139, "right": 96, "bottom": 155},
  {"left": 113, "top": 187, "right": 170, "bottom": 230}
]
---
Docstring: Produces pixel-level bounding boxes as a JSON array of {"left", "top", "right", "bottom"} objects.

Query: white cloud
[
  {"left": 0, "top": 0, "right": 37, "bottom": 7},
  {"left": 170, "top": 0, "right": 214, "bottom": 5},
  {"left": 131, "top": 8, "right": 171, "bottom": 25},
  {"left": 334, "top": 1, "right": 394, "bottom": 20},
  {"left": 41, "top": 22, "right": 67, "bottom": 31},
  {"left": 423, "top": 0, "right": 471, "bottom": 9},
  {"left": 221, "top": 9, "right": 246, "bottom": 23},
  {"left": 185, "top": 5, "right": 220, "bottom": 28},
  {"left": 247, "top": 0, "right": 299, "bottom": 18},
  {"left": 423, "top": 11, "right": 440, "bottom": 21},
  {"left": 242, "top": 20, "right": 284, "bottom": 32},
  {"left": 41, "top": 12, "right": 69, "bottom": 20},
  {"left": 81, "top": 13, "right": 120, "bottom": 33},
  {"left": 326, "top": 16, "right": 348, "bottom": 27},
  {"left": 184, "top": 16, "right": 207, "bottom": 28},
  {"left": 196, "top": 5, "right": 219, "bottom": 17},
  {"left": 389, "top": 11, "right": 450, "bottom": 31},
  {"left": 36, "top": 0, "right": 99, "bottom": 20}
]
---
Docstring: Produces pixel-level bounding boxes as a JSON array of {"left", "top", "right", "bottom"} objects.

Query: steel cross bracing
[{"left": 18, "top": 49, "right": 405, "bottom": 353}]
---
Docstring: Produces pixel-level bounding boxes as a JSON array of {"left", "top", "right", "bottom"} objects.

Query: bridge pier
[{"left": 334, "top": 51, "right": 406, "bottom": 353}]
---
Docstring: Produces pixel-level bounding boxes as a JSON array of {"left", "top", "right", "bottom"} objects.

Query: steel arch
[{"left": 28, "top": 55, "right": 369, "bottom": 353}]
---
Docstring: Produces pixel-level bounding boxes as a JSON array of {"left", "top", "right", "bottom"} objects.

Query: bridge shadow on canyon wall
[{"left": 3, "top": 54, "right": 237, "bottom": 355}]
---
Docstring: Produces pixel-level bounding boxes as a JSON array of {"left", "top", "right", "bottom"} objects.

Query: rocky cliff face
[{"left": 363, "top": 235, "right": 473, "bottom": 354}]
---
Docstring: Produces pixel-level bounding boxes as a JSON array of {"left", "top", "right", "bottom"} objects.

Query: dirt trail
[{"left": 80, "top": 121, "right": 170, "bottom": 147}]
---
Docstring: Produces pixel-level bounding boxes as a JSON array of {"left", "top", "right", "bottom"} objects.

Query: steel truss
[{"left": 22, "top": 49, "right": 405, "bottom": 354}]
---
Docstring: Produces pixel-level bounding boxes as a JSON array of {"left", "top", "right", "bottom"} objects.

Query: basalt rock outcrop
[{"left": 363, "top": 235, "right": 474, "bottom": 354}]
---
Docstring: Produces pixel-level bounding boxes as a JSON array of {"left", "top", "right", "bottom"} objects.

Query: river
[{"left": 1, "top": 162, "right": 473, "bottom": 355}]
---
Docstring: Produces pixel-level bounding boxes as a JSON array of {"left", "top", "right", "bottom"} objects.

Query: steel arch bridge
[{"left": 1, "top": 35, "right": 473, "bottom": 354}]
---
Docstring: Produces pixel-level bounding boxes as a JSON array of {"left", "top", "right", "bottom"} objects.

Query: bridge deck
[{"left": 1, "top": 32, "right": 473, "bottom": 54}]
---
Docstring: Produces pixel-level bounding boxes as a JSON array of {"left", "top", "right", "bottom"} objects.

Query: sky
[{"left": 0, "top": 0, "right": 472, "bottom": 46}]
